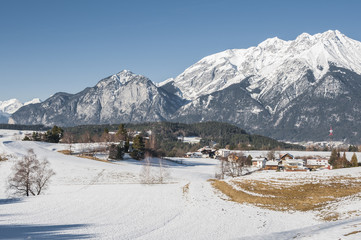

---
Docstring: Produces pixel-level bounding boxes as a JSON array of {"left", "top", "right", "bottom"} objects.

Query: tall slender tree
[
  {"left": 131, "top": 135, "right": 145, "bottom": 160},
  {"left": 351, "top": 153, "right": 358, "bottom": 167},
  {"left": 329, "top": 148, "right": 338, "bottom": 167}
]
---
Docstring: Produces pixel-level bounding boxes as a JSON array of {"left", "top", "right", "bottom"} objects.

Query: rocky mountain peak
[
  {"left": 8, "top": 30, "right": 361, "bottom": 143},
  {"left": 162, "top": 30, "right": 361, "bottom": 101}
]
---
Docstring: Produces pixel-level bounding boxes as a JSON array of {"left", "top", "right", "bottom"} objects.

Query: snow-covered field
[{"left": 1, "top": 129, "right": 361, "bottom": 239}]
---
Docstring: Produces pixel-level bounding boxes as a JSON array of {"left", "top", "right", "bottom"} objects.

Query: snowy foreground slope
[{"left": 1, "top": 130, "right": 361, "bottom": 239}]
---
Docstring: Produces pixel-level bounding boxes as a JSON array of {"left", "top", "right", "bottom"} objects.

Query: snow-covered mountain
[
  {"left": 10, "top": 30, "right": 361, "bottom": 143},
  {"left": 161, "top": 30, "right": 361, "bottom": 142},
  {"left": 0, "top": 98, "right": 41, "bottom": 114},
  {"left": 10, "top": 71, "right": 184, "bottom": 126},
  {"left": 164, "top": 30, "right": 361, "bottom": 102},
  {"left": 0, "top": 98, "right": 41, "bottom": 123}
]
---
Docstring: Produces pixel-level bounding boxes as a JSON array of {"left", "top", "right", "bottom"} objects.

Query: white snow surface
[
  {"left": 1, "top": 129, "right": 361, "bottom": 239},
  {"left": 164, "top": 30, "right": 361, "bottom": 101}
]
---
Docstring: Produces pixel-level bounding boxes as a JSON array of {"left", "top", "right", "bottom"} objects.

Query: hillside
[{"left": 1, "top": 129, "right": 361, "bottom": 239}]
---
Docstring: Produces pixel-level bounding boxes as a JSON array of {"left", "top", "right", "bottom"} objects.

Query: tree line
[
  {"left": 329, "top": 149, "right": 360, "bottom": 168},
  {"left": 60, "top": 121, "right": 304, "bottom": 158},
  {"left": 21, "top": 122, "right": 305, "bottom": 159}
]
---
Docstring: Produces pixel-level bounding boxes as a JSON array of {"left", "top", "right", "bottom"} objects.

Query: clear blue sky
[{"left": 1, "top": 0, "right": 361, "bottom": 102}]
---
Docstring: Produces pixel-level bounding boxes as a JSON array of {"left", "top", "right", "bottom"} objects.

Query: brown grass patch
[
  {"left": 183, "top": 183, "right": 190, "bottom": 195},
  {"left": 344, "top": 230, "right": 361, "bottom": 236},
  {"left": 58, "top": 150, "right": 111, "bottom": 163},
  {"left": 76, "top": 154, "right": 110, "bottom": 163},
  {"left": 58, "top": 150, "right": 71, "bottom": 155},
  {"left": 211, "top": 176, "right": 361, "bottom": 213}
]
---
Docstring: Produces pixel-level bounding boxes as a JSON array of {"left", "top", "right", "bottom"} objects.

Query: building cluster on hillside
[
  {"left": 186, "top": 148, "right": 331, "bottom": 171},
  {"left": 186, "top": 146, "right": 217, "bottom": 158},
  {"left": 290, "top": 140, "right": 349, "bottom": 150}
]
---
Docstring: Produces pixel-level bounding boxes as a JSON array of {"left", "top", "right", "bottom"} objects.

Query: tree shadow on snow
[
  {"left": 0, "top": 224, "right": 93, "bottom": 239},
  {"left": 0, "top": 198, "right": 22, "bottom": 205}
]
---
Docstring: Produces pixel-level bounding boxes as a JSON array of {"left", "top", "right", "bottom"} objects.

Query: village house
[
  {"left": 216, "top": 149, "right": 231, "bottom": 158},
  {"left": 278, "top": 153, "right": 307, "bottom": 171},
  {"left": 215, "top": 149, "right": 245, "bottom": 158},
  {"left": 264, "top": 160, "right": 279, "bottom": 170},
  {"left": 306, "top": 158, "right": 332, "bottom": 170},
  {"left": 252, "top": 157, "right": 267, "bottom": 168},
  {"left": 281, "top": 159, "right": 307, "bottom": 171},
  {"left": 185, "top": 152, "right": 202, "bottom": 158}
]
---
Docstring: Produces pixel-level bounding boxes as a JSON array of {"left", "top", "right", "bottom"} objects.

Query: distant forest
[
  {"left": 0, "top": 122, "right": 304, "bottom": 157},
  {"left": 0, "top": 124, "right": 49, "bottom": 131},
  {"left": 63, "top": 122, "right": 305, "bottom": 157}
]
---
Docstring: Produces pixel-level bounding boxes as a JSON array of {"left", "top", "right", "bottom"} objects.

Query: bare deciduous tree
[
  {"left": 267, "top": 150, "right": 276, "bottom": 160},
  {"left": 157, "top": 158, "right": 170, "bottom": 184},
  {"left": 140, "top": 155, "right": 169, "bottom": 184},
  {"left": 8, "top": 149, "right": 55, "bottom": 197},
  {"left": 62, "top": 132, "right": 75, "bottom": 154},
  {"left": 216, "top": 152, "right": 249, "bottom": 179},
  {"left": 140, "top": 156, "right": 153, "bottom": 184}
]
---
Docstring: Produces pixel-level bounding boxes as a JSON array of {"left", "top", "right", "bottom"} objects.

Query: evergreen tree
[
  {"left": 124, "top": 139, "right": 130, "bottom": 153},
  {"left": 131, "top": 135, "right": 145, "bottom": 160},
  {"left": 348, "top": 145, "right": 358, "bottom": 152},
  {"left": 116, "top": 124, "right": 127, "bottom": 141},
  {"left": 23, "top": 136, "right": 30, "bottom": 141},
  {"left": 342, "top": 152, "right": 347, "bottom": 168},
  {"left": 351, "top": 153, "right": 358, "bottom": 167},
  {"left": 342, "top": 152, "right": 351, "bottom": 168},
  {"left": 329, "top": 149, "right": 338, "bottom": 167},
  {"left": 108, "top": 144, "right": 124, "bottom": 160},
  {"left": 32, "top": 132, "right": 41, "bottom": 141},
  {"left": 45, "top": 126, "right": 64, "bottom": 143}
]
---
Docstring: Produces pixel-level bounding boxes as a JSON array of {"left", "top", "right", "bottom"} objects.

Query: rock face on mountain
[
  {"left": 164, "top": 30, "right": 361, "bottom": 143},
  {"left": 10, "top": 70, "right": 184, "bottom": 126},
  {"left": 10, "top": 30, "right": 361, "bottom": 143}
]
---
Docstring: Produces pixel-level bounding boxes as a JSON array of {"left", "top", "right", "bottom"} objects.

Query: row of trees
[
  {"left": 306, "top": 144, "right": 361, "bottom": 152},
  {"left": 23, "top": 126, "right": 64, "bottom": 143},
  {"left": 107, "top": 124, "right": 145, "bottom": 160},
  {"left": 61, "top": 122, "right": 305, "bottom": 158},
  {"left": 329, "top": 149, "right": 359, "bottom": 168}
]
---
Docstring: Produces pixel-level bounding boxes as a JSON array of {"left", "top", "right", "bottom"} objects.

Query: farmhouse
[
  {"left": 185, "top": 152, "right": 202, "bottom": 158},
  {"left": 282, "top": 159, "right": 307, "bottom": 171},
  {"left": 264, "top": 160, "right": 279, "bottom": 170},
  {"left": 216, "top": 149, "right": 231, "bottom": 158},
  {"left": 277, "top": 153, "right": 307, "bottom": 171},
  {"left": 306, "top": 158, "right": 332, "bottom": 170},
  {"left": 252, "top": 157, "right": 267, "bottom": 168},
  {"left": 216, "top": 149, "right": 245, "bottom": 158}
]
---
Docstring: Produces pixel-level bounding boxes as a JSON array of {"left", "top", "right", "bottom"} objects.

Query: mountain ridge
[{"left": 9, "top": 30, "right": 361, "bottom": 143}]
